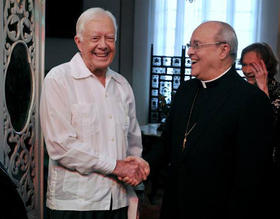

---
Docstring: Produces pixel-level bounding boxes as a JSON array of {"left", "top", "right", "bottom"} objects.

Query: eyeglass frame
[{"left": 186, "top": 41, "right": 227, "bottom": 50}]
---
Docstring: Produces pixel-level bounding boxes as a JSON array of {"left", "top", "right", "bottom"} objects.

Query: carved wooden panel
[{"left": 1, "top": 0, "right": 44, "bottom": 218}]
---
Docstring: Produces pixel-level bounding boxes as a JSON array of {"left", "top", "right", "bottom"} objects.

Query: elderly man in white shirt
[{"left": 40, "top": 7, "right": 149, "bottom": 219}]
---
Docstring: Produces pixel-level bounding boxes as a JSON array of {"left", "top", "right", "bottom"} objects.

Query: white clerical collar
[{"left": 200, "top": 66, "right": 231, "bottom": 88}]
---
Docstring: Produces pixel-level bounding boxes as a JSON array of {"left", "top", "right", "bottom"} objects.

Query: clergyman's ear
[{"left": 219, "top": 43, "right": 230, "bottom": 60}]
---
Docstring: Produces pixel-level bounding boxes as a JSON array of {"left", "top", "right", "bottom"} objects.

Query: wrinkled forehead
[
  {"left": 86, "top": 14, "right": 114, "bottom": 27},
  {"left": 84, "top": 15, "right": 115, "bottom": 33}
]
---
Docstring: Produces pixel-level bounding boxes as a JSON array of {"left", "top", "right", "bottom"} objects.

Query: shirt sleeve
[
  {"left": 123, "top": 82, "right": 143, "bottom": 158},
  {"left": 40, "top": 74, "right": 116, "bottom": 175}
]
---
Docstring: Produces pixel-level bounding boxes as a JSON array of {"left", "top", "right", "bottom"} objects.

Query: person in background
[
  {"left": 240, "top": 42, "right": 280, "bottom": 167},
  {"left": 145, "top": 21, "right": 275, "bottom": 219},
  {"left": 40, "top": 7, "right": 149, "bottom": 219},
  {"left": 0, "top": 162, "right": 28, "bottom": 219}
]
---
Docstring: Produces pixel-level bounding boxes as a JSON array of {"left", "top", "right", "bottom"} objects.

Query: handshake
[{"left": 112, "top": 156, "right": 150, "bottom": 186}]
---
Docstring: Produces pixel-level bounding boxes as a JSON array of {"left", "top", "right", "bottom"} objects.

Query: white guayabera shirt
[{"left": 40, "top": 53, "right": 142, "bottom": 211}]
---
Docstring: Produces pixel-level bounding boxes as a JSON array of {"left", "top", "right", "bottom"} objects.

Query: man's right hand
[{"left": 112, "top": 157, "right": 150, "bottom": 186}]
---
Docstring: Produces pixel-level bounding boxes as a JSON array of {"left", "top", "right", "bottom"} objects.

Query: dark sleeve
[
  {"left": 0, "top": 163, "right": 28, "bottom": 219},
  {"left": 228, "top": 92, "right": 274, "bottom": 218},
  {"left": 144, "top": 101, "right": 174, "bottom": 173},
  {"left": 143, "top": 81, "right": 188, "bottom": 173}
]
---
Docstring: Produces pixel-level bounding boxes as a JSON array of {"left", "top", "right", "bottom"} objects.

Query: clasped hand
[{"left": 112, "top": 156, "right": 150, "bottom": 186}]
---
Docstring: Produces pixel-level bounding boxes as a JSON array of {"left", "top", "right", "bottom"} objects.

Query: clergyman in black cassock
[{"left": 145, "top": 21, "right": 274, "bottom": 219}]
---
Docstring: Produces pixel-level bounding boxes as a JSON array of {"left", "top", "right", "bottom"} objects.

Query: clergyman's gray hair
[
  {"left": 76, "top": 7, "right": 118, "bottom": 41},
  {"left": 215, "top": 21, "right": 238, "bottom": 62}
]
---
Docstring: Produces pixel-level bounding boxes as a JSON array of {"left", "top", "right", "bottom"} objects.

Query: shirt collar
[
  {"left": 70, "top": 53, "right": 123, "bottom": 84},
  {"left": 70, "top": 53, "right": 93, "bottom": 79},
  {"left": 200, "top": 66, "right": 231, "bottom": 88},
  {"left": 106, "top": 69, "right": 124, "bottom": 85}
]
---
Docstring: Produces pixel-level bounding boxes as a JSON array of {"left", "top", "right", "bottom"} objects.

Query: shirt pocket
[{"left": 70, "top": 103, "right": 99, "bottom": 138}]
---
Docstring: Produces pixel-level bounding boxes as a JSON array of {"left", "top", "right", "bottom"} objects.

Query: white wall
[
  {"left": 258, "top": 0, "right": 280, "bottom": 81},
  {"left": 258, "top": 0, "right": 280, "bottom": 54}
]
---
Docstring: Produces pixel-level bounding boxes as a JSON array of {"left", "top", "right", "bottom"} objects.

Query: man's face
[
  {"left": 187, "top": 23, "right": 222, "bottom": 81},
  {"left": 241, "top": 51, "right": 261, "bottom": 84},
  {"left": 75, "top": 15, "right": 116, "bottom": 73}
]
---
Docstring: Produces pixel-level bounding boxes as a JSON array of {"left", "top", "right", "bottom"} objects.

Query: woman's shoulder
[{"left": 268, "top": 79, "right": 280, "bottom": 99}]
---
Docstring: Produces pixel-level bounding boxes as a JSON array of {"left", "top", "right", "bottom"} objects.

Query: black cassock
[{"left": 146, "top": 66, "right": 275, "bottom": 219}]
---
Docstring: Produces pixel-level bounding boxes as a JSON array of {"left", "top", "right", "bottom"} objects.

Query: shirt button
[
  {"left": 109, "top": 115, "right": 112, "bottom": 119},
  {"left": 105, "top": 94, "right": 108, "bottom": 98},
  {"left": 111, "top": 138, "right": 115, "bottom": 142}
]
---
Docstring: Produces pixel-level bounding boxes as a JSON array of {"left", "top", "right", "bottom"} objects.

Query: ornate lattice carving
[
  {"left": 149, "top": 45, "right": 193, "bottom": 123},
  {"left": 3, "top": 0, "right": 36, "bottom": 213}
]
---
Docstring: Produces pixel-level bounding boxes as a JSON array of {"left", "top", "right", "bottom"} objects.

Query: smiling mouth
[
  {"left": 191, "top": 60, "right": 197, "bottom": 65},
  {"left": 244, "top": 73, "right": 254, "bottom": 78},
  {"left": 94, "top": 53, "right": 109, "bottom": 57}
]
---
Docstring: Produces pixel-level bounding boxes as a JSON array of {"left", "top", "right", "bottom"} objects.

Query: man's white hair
[{"left": 76, "top": 7, "right": 118, "bottom": 41}]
